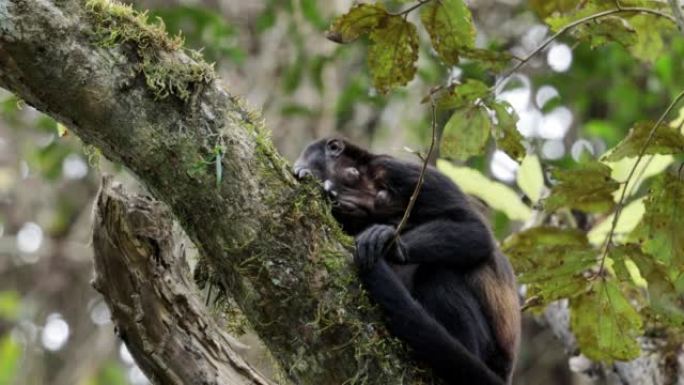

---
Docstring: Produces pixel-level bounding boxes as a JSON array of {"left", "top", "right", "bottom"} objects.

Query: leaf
[
  {"left": 630, "top": 173, "right": 684, "bottom": 267},
  {"left": 574, "top": 16, "right": 637, "bottom": 49},
  {"left": 437, "top": 160, "right": 532, "bottom": 221},
  {"left": 326, "top": 3, "right": 388, "bottom": 44},
  {"left": 588, "top": 197, "right": 645, "bottom": 246},
  {"left": 56, "top": 123, "right": 68, "bottom": 137},
  {"left": 604, "top": 154, "right": 674, "bottom": 200},
  {"left": 628, "top": 15, "right": 676, "bottom": 63},
  {"left": 459, "top": 46, "right": 512, "bottom": 72},
  {"left": 517, "top": 154, "right": 544, "bottom": 204},
  {"left": 419, "top": 0, "right": 475, "bottom": 65},
  {"left": 603, "top": 121, "right": 684, "bottom": 162},
  {"left": 367, "top": 16, "right": 419, "bottom": 94},
  {"left": 545, "top": 161, "right": 620, "bottom": 213},
  {"left": 503, "top": 227, "right": 597, "bottom": 309},
  {"left": 616, "top": 244, "right": 684, "bottom": 326},
  {"left": 0, "top": 336, "right": 21, "bottom": 385},
  {"left": 571, "top": 279, "right": 642, "bottom": 361},
  {"left": 609, "top": 245, "right": 647, "bottom": 287},
  {"left": 440, "top": 106, "right": 491, "bottom": 160},
  {"left": 544, "top": 4, "right": 601, "bottom": 32},
  {"left": 432, "top": 79, "right": 490, "bottom": 110},
  {"left": 529, "top": 0, "right": 577, "bottom": 18},
  {"left": 491, "top": 102, "right": 525, "bottom": 161}
]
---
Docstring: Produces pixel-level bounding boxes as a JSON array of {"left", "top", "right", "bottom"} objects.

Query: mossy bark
[
  {"left": 0, "top": 0, "right": 431, "bottom": 384},
  {"left": 91, "top": 178, "right": 274, "bottom": 385}
]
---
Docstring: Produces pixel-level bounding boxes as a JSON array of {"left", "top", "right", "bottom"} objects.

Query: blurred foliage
[
  {"left": 0, "top": 291, "right": 20, "bottom": 321},
  {"left": 88, "top": 363, "right": 129, "bottom": 385},
  {"left": 150, "top": 6, "right": 245, "bottom": 64},
  {"left": 0, "top": 336, "right": 21, "bottom": 385}
]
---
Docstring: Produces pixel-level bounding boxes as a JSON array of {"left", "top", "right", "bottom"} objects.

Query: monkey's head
[{"left": 294, "top": 138, "right": 392, "bottom": 231}]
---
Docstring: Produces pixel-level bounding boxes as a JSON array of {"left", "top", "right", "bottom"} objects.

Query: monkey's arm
[
  {"left": 394, "top": 219, "right": 494, "bottom": 268},
  {"left": 355, "top": 226, "right": 504, "bottom": 385}
]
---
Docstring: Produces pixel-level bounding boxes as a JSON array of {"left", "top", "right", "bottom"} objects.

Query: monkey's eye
[{"left": 326, "top": 139, "right": 344, "bottom": 156}]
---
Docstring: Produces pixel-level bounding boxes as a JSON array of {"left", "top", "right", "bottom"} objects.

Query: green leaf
[
  {"left": 517, "top": 154, "right": 544, "bottom": 204},
  {"left": 629, "top": 15, "right": 675, "bottom": 63},
  {"left": 367, "top": 16, "right": 419, "bottom": 94},
  {"left": 588, "top": 197, "right": 645, "bottom": 246},
  {"left": 459, "top": 47, "right": 512, "bottom": 72},
  {"left": 615, "top": 244, "right": 684, "bottom": 326},
  {"left": 545, "top": 161, "right": 620, "bottom": 213},
  {"left": 574, "top": 16, "right": 637, "bottom": 49},
  {"left": 419, "top": 0, "right": 475, "bottom": 65},
  {"left": 491, "top": 102, "right": 525, "bottom": 161},
  {"left": 0, "top": 291, "right": 20, "bottom": 321},
  {"left": 0, "top": 336, "right": 21, "bottom": 385},
  {"left": 544, "top": 4, "right": 601, "bottom": 32},
  {"left": 630, "top": 174, "right": 684, "bottom": 267},
  {"left": 530, "top": 0, "right": 577, "bottom": 18},
  {"left": 571, "top": 279, "right": 642, "bottom": 361},
  {"left": 503, "top": 227, "right": 597, "bottom": 309},
  {"left": 609, "top": 245, "right": 647, "bottom": 287},
  {"left": 440, "top": 106, "right": 491, "bottom": 160},
  {"left": 326, "top": 3, "right": 388, "bottom": 44},
  {"left": 432, "top": 79, "right": 490, "bottom": 110},
  {"left": 603, "top": 121, "right": 684, "bottom": 162},
  {"left": 604, "top": 154, "right": 674, "bottom": 200},
  {"left": 437, "top": 160, "right": 532, "bottom": 221}
]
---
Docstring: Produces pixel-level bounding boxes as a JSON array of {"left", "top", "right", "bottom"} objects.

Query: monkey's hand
[{"left": 355, "top": 225, "right": 405, "bottom": 271}]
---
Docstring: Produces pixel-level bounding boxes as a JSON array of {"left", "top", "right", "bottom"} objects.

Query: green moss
[{"left": 85, "top": 0, "right": 214, "bottom": 101}]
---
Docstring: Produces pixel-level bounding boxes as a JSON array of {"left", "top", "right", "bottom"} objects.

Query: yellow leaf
[
  {"left": 516, "top": 154, "right": 544, "bottom": 203},
  {"left": 437, "top": 160, "right": 531, "bottom": 221}
]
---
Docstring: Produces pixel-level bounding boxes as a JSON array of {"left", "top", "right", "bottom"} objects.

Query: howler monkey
[{"left": 293, "top": 138, "right": 521, "bottom": 385}]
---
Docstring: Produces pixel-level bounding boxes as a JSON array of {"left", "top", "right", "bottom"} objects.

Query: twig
[
  {"left": 495, "top": 7, "right": 677, "bottom": 89},
  {"left": 597, "top": 89, "right": 684, "bottom": 274},
  {"left": 393, "top": 97, "right": 438, "bottom": 241},
  {"left": 667, "top": 0, "right": 684, "bottom": 32},
  {"left": 388, "top": 0, "right": 432, "bottom": 17}
]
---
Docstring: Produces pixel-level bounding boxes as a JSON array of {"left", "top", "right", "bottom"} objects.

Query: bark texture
[
  {"left": 0, "top": 0, "right": 427, "bottom": 384},
  {"left": 92, "top": 178, "right": 273, "bottom": 385}
]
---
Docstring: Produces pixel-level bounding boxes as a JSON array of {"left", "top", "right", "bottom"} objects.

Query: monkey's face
[{"left": 293, "top": 138, "right": 388, "bottom": 223}]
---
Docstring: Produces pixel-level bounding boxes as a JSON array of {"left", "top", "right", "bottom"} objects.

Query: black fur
[{"left": 294, "top": 138, "right": 519, "bottom": 385}]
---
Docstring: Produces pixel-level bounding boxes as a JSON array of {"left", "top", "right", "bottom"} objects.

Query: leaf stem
[
  {"left": 392, "top": 97, "right": 438, "bottom": 242},
  {"left": 496, "top": 7, "right": 677, "bottom": 88},
  {"left": 388, "top": 0, "right": 432, "bottom": 17},
  {"left": 597, "top": 89, "right": 684, "bottom": 275}
]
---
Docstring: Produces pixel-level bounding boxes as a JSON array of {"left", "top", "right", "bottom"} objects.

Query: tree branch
[
  {"left": 91, "top": 177, "right": 273, "bottom": 385},
  {"left": 496, "top": 7, "right": 676, "bottom": 87},
  {"left": 668, "top": 0, "right": 684, "bottom": 33},
  {"left": 0, "top": 0, "right": 428, "bottom": 383}
]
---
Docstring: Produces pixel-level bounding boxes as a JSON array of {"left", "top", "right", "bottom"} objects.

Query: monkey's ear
[{"left": 325, "top": 138, "right": 345, "bottom": 157}]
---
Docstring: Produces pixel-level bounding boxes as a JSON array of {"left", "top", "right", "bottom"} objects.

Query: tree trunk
[
  {"left": 0, "top": 0, "right": 428, "bottom": 383},
  {"left": 91, "top": 177, "right": 273, "bottom": 385}
]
